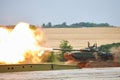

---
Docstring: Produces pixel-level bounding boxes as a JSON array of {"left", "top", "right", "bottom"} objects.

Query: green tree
[
  {"left": 59, "top": 40, "right": 73, "bottom": 61},
  {"left": 99, "top": 43, "right": 120, "bottom": 52},
  {"left": 61, "top": 22, "right": 67, "bottom": 27},
  {"left": 47, "top": 51, "right": 56, "bottom": 62},
  {"left": 42, "top": 23, "right": 46, "bottom": 28},
  {"left": 47, "top": 22, "right": 52, "bottom": 27}
]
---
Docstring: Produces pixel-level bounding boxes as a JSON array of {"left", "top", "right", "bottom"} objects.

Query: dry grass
[{"left": 43, "top": 27, "right": 120, "bottom": 48}]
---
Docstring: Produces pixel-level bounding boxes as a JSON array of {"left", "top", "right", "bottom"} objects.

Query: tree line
[
  {"left": 42, "top": 22, "right": 112, "bottom": 28},
  {"left": 98, "top": 43, "right": 120, "bottom": 52}
]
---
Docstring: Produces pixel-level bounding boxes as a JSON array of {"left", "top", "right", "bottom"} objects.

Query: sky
[{"left": 0, "top": 0, "right": 120, "bottom": 26}]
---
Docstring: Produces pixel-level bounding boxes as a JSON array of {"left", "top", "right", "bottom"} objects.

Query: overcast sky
[{"left": 0, "top": 0, "right": 120, "bottom": 26}]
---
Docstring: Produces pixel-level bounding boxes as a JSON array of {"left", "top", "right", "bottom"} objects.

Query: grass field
[{"left": 43, "top": 27, "right": 120, "bottom": 48}]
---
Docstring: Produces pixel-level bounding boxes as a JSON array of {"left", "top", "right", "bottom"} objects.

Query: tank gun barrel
[{"left": 39, "top": 47, "right": 81, "bottom": 51}]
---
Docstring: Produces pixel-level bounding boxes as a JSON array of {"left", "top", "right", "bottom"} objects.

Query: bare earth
[
  {"left": 0, "top": 67, "right": 120, "bottom": 80},
  {"left": 43, "top": 27, "right": 120, "bottom": 48}
]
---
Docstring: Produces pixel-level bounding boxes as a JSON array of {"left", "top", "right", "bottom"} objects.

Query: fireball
[{"left": 0, "top": 22, "right": 49, "bottom": 64}]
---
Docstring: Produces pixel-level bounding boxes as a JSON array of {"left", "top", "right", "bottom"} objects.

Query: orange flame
[{"left": 0, "top": 22, "right": 49, "bottom": 64}]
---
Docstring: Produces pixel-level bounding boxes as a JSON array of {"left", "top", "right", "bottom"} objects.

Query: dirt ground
[{"left": 86, "top": 61, "right": 120, "bottom": 68}]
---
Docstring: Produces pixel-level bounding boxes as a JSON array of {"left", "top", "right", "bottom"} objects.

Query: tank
[{"left": 54, "top": 42, "right": 114, "bottom": 68}]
